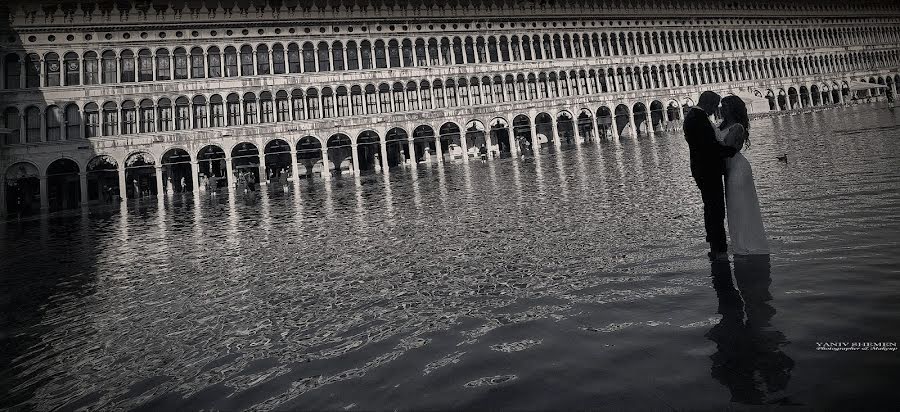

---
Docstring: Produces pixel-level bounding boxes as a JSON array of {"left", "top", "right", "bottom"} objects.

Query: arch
[
  {"left": 43, "top": 158, "right": 81, "bottom": 211},
  {"left": 556, "top": 111, "right": 576, "bottom": 146},
  {"left": 326, "top": 133, "right": 354, "bottom": 176},
  {"left": 439, "top": 122, "right": 463, "bottom": 162},
  {"left": 512, "top": 114, "right": 534, "bottom": 156},
  {"left": 263, "top": 139, "right": 293, "bottom": 183},
  {"left": 464, "top": 120, "right": 486, "bottom": 159},
  {"left": 231, "top": 142, "right": 261, "bottom": 190},
  {"left": 296, "top": 136, "right": 325, "bottom": 179},
  {"left": 5, "top": 162, "right": 41, "bottom": 216},
  {"left": 159, "top": 148, "right": 193, "bottom": 194},
  {"left": 86, "top": 155, "right": 119, "bottom": 203},
  {"left": 614, "top": 104, "right": 631, "bottom": 137},
  {"left": 385, "top": 127, "right": 410, "bottom": 168},
  {"left": 649, "top": 100, "right": 665, "bottom": 132},
  {"left": 356, "top": 130, "right": 383, "bottom": 172},
  {"left": 489, "top": 118, "right": 512, "bottom": 158},
  {"left": 632, "top": 102, "right": 649, "bottom": 135},
  {"left": 596, "top": 106, "right": 614, "bottom": 139},
  {"left": 412, "top": 125, "right": 438, "bottom": 163},
  {"left": 576, "top": 108, "right": 595, "bottom": 143},
  {"left": 123, "top": 151, "right": 157, "bottom": 198},
  {"left": 534, "top": 112, "right": 554, "bottom": 150},
  {"left": 197, "top": 145, "right": 228, "bottom": 189}
]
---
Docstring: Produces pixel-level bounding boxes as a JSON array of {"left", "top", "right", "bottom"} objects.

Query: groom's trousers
[{"left": 694, "top": 172, "right": 728, "bottom": 253}]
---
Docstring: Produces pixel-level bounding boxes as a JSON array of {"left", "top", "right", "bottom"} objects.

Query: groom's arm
[{"left": 697, "top": 116, "right": 737, "bottom": 158}]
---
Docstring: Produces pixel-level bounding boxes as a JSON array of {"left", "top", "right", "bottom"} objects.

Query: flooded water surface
[{"left": 2, "top": 104, "right": 900, "bottom": 410}]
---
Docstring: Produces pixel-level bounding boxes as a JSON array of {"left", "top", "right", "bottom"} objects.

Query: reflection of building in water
[
  {"left": 707, "top": 256, "right": 794, "bottom": 405},
  {"left": 1, "top": 0, "right": 899, "bottom": 217}
]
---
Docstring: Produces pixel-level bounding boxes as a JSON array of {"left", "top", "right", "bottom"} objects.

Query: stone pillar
[
  {"left": 591, "top": 115, "right": 600, "bottom": 142},
  {"left": 508, "top": 126, "right": 519, "bottom": 158},
  {"left": 529, "top": 118, "right": 538, "bottom": 153},
  {"left": 225, "top": 157, "right": 235, "bottom": 188},
  {"left": 407, "top": 137, "right": 417, "bottom": 166},
  {"left": 20, "top": 59, "right": 26, "bottom": 89},
  {"left": 118, "top": 167, "right": 127, "bottom": 200},
  {"left": 321, "top": 147, "right": 331, "bottom": 180},
  {"left": 19, "top": 112, "right": 26, "bottom": 144},
  {"left": 238, "top": 98, "right": 246, "bottom": 125},
  {"left": 434, "top": 133, "right": 444, "bottom": 163},
  {"left": 79, "top": 56, "right": 86, "bottom": 85},
  {"left": 551, "top": 117, "right": 561, "bottom": 148},
  {"left": 258, "top": 154, "right": 267, "bottom": 186},
  {"left": 611, "top": 113, "right": 620, "bottom": 139},
  {"left": 290, "top": 150, "right": 300, "bottom": 181},
  {"left": 351, "top": 143, "right": 360, "bottom": 175},
  {"left": 459, "top": 122, "right": 470, "bottom": 163},
  {"left": 190, "top": 161, "right": 200, "bottom": 192},
  {"left": 154, "top": 166, "right": 164, "bottom": 198},
  {"left": 629, "top": 111, "right": 638, "bottom": 137},
  {"left": 116, "top": 57, "right": 121, "bottom": 83},
  {"left": 379, "top": 135, "right": 389, "bottom": 172},
  {"left": 79, "top": 172, "right": 88, "bottom": 206},
  {"left": 39, "top": 175, "right": 49, "bottom": 211}
]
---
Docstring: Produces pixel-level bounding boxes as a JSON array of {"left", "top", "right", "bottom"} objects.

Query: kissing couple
[{"left": 685, "top": 91, "right": 770, "bottom": 262}]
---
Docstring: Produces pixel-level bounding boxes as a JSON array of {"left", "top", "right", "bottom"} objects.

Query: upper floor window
[
  {"left": 138, "top": 49, "right": 153, "bottom": 81},
  {"left": 120, "top": 49, "right": 135, "bottom": 82},
  {"left": 64, "top": 52, "right": 79, "bottom": 86},
  {"left": 3, "top": 54, "right": 20, "bottom": 89},
  {"left": 224, "top": 47, "right": 238, "bottom": 77},
  {"left": 101, "top": 51, "right": 116, "bottom": 83},
  {"left": 191, "top": 47, "right": 205, "bottom": 78},
  {"left": 156, "top": 49, "right": 170, "bottom": 81},
  {"left": 173, "top": 48, "right": 188, "bottom": 79},
  {"left": 45, "top": 53, "right": 61, "bottom": 87}
]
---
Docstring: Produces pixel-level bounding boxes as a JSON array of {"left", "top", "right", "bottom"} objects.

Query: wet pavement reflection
[{"left": 2, "top": 104, "right": 900, "bottom": 410}]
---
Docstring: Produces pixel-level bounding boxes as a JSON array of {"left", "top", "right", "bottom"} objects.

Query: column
[
  {"left": 190, "top": 161, "right": 200, "bottom": 192},
  {"left": 321, "top": 147, "right": 331, "bottom": 180},
  {"left": 40, "top": 112, "right": 46, "bottom": 142},
  {"left": 79, "top": 56, "right": 85, "bottom": 85},
  {"left": 154, "top": 166, "right": 164, "bottom": 197},
  {"left": 551, "top": 117, "right": 561, "bottom": 148},
  {"left": 225, "top": 157, "right": 235, "bottom": 188},
  {"left": 39, "top": 175, "right": 49, "bottom": 210},
  {"left": 116, "top": 57, "right": 122, "bottom": 83},
  {"left": 529, "top": 118, "right": 538, "bottom": 153},
  {"left": 350, "top": 144, "right": 360, "bottom": 175},
  {"left": 238, "top": 97, "right": 246, "bottom": 124},
  {"left": 591, "top": 115, "right": 600, "bottom": 142},
  {"left": 483, "top": 119, "right": 494, "bottom": 160},
  {"left": 508, "top": 126, "right": 519, "bottom": 158},
  {"left": 406, "top": 137, "right": 416, "bottom": 166},
  {"left": 20, "top": 59, "right": 26, "bottom": 89},
  {"left": 459, "top": 122, "right": 469, "bottom": 163},
  {"left": 0, "top": 177, "right": 7, "bottom": 218},
  {"left": 629, "top": 111, "right": 638, "bottom": 137},
  {"left": 434, "top": 132, "right": 444, "bottom": 164},
  {"left": 19, "top": 112, "right": 26, "bottom": 144},
  {"left": 258, "top": 154, "right": 267, "bottom": 186},
  {"left": 611, "top": 114, "right": 620, "bottom": 139},
  {"left": 379, "top": 135, "right": 389, "bottom": 172},
  {"left": 78, "top": 172, "right": 89, "bottom": 206},
  {"left": 118, "top": 167, "right": 127, "bottom": 200},
  {"left": 290, "top": 149, "right": 300, "bottom": 181}
]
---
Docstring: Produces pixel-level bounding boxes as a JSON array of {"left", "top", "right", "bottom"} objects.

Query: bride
[{"left": 716, "top": 96, "right": 770, "bottom": 255}]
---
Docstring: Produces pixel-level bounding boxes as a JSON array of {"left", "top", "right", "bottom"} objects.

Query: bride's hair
[{"left": 721, "top": 95, "right": 750, "bottom": 149}]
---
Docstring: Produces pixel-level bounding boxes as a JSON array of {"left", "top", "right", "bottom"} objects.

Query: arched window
[
  {"left": 121, "top": 100, "right": 136, "bottom": 134},
  {"left": 192, "top": 96, "right": 207, "bottom": 128},
  {"left": 207, "top": 47, "right": 222, "bottom": 78},
  {"left": 256, "top": 44, "right": 270, "bottom": 75},
  {"left": 64, "top": 52, "right": 79, "bottom": 86},
  {"left": 402, "top": 39, "right": 414, "bottom": 66},
  {"left": 259, "top": 91, "right": 274, "bottom": 123},
  {"left": 388, "top": 40, "right": 401, "bottom": 67},
  {"left": 120, "top": 49, "right": 135, "bottom": 82},
  {"left": 302, "top": 42, "right": 316, "bottom": 72},
  {"left": 406, "top": 81, "right": 419, "bottom": 110},
  {"left": 317, "top": 42, "right": 331, "bottom": 72},
  {"left": 138, "top": 49, "right": 153, "bottom": 81},
  {"left": 453, "top": 37, "right": 464, "bottom": 64},
  {"left": 173, "top": 48, "right": 188, "bottom": 79},
  {"left": 24, "top": 107, "right": 40, "bottom": 142},
  {"left": 83, "top": 51, "right": 100, "bottom": 85},
  {"left": 379, "top": 83, "right": 391, "bottom": 112},
  {"left": 4, "top": 54, "right": 21, "bottom": 89},
  {"left": 488, "top": 37, "right": 499, "bottom": 62},
  {"left": 100, "top": 51, "right": 116, "bottom": 83},
  {"left": 476, "top": 37, "right": 487, "bottom": 62},
  {"left": 351, "top": 85, "right": 364, "bottom": 114},
  {"left": 321, "top": 87, "right": 334, "bottom": 117},
  {"left": 36, "top": 107, "right": 63, "bottom": 143},
  {"left": 361, "top": 41, "right": 373, "bottom": 69},
  {"left": 430, "top": 39, "right": 441, "bottom": 65},
  {"left": 224, "top": 46, "right": 238, "bottom": 77},
  {"left": 346, "top": 41, "right": 359, "bottom": 70},
  {"left": 65, "top": 105, "right": 81, "bottom": 139},
  {"left": 157, "top": 98, "right": 172, "bottom": 131},
  {"left": 287, "top": 43, "right": 301, "bottom": 73},
  {"left": 420, "top": 81, "right": 432, "bottom": 109},
  {"left": 243, "top": 92, "right": 257, "bottom": 124},
  {"left": 306, "top": 89, "right": 320, "bottom": 119},
  {"left": 25, "top": 54, "right": 40, "bottom": 87},
  {"left": 226, "top": 93, "right": 240, "bottom": 125},
  {"left": 190, "top": 47, "right": 205, "bottom": 78},
  {"left": 446, "top": 79, "right": 458, "bottom": 107},
  {"left": 500, "top": 36, "right": 510, "bottom": 61},
  {"left": 272, "top": 44, "right": 285, "bottom": 74},
  {"left": 174, "top": 96, "right": 189, "bottom": 130},
  {"left": 433, "top": 80, "right": 444, "bottom": 108},
  {"left": 415, "top": 39, "right": 427, "bottom": 66},
  {"left": 209, "top": 94, "right": 224, "bottom": 127},
  {"left": 375, "top": 40, "right": 387, "bottom": 68},
  {"left": 155, "top": 49, "right": 170, "bottom": 81},
  {"left": 392, "top": 82, "right": 405, "bottom": 111},
  {"left": 2, "top": 108, "right": 20, "bottom": 144},
  {"left": 291, "top": 89, "right": 305, "bottom": 120},
  {"left": 457, "top": 78, "right": 469, "bottom": 105},
  {"left": 240, "top": 45, "right": 254, "bottom": 75},
  {"left": 102, "top": 102, "right": 118, "bottom": 136},
  {"left": 365, "top": 84, "right": 377, "bottom": 113},
  {"left": 471, "top": 77, "right": 481, "bottom": 104},
  {"left": 139, "top": 99, "right": 155, "bottom": 132},
  {"left": 275, "top": 90, "right": 289, "bottom": 121},
  {"left": 45, "top": 52, "right": 61, "bottom": 86},
  {"left": 332, "top": 41, "right": 345, "bottom": 71},
  {"left": 336, "top": 87, "right": 349, "bottom": 116}
]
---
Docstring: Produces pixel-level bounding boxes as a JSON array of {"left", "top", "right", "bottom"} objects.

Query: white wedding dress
[{"left": 716, "top": 124, "right": 770, "bottom": 255}]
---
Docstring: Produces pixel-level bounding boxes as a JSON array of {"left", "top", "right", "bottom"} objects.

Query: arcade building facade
[{"left": 1, "top": 0, "right": 899, "bottom": 218}]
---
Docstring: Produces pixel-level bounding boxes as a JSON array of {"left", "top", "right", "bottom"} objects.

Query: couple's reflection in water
[{"left": 706, "top": 255, "right": 796, "bottom": 405}]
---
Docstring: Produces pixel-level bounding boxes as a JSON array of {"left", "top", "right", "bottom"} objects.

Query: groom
[{"left": 685, "top": 91, "right": 737, "bottom": 262}]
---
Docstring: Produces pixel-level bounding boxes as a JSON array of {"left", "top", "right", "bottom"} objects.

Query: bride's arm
[{"left": 721, "top": 124, "right": 746, "bottom": 150}]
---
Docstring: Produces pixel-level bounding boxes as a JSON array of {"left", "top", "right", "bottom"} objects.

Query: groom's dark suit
[{"left": 684, "top": 107, "right": 737, "bottom": 253}]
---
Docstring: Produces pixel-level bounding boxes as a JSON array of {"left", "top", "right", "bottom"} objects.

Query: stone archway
[
  {"left": 596, "top": 106, "right": 613, "bottom": 138},
  {"left": 556, "top": 111, "right": 576, "bottom": 147},
  {"left": 650, "top": 100, "right": 664, "bottom": 133},
  {"left": 357, "top": 131, "right": 383, "bottom": 172},
  {"left": 534, "top": 113, "right": 553, "bottom": 152},
  {"left": 5, "top": 162, "right": 40, "bottom": 216},
  {"left": 124, "top": 152, "right": 157, "bottom": 199},
  {"left": 576, "top": 109, "right": 594, "bottom": 143},
  {"left": 464, "top": 120, "right": 486, "bottom": 158},
  {"left": 512, "top": 115, "right": 534, "bottom": 156},
  {"left": 386, "top": 127, "right": 410, "bottom": 168},
  {"left": 197, "top": 145, "right": 228, "bottom": 190},
  {"left": 489, "top": 118, "right": 512, "bottom": 158},
  {"left": 86, "top": 155, "right": 119, "bottom": 203},
  {"left": 296, "top": 136, "right": 324, "bottom": 179},
  {"left": 439, "top": 122, "right": 463, "bottom": 162},
  {"left": 326, "top": 134, "right": 354, "bottom": 176},
  {"left": 412, "top": 125, "right": 438, "bottom": 163},
  {"left": 614, "top": 104, "right": 631, "bottom": 137},
  {"left": 264, "top": 139, "right": 293, "bottom": 183},
  {"left": 161, "top": 148, "right": 193, "bottom": 194}
]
